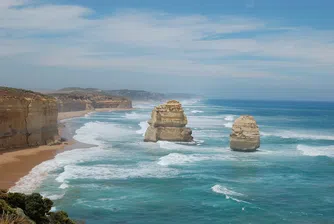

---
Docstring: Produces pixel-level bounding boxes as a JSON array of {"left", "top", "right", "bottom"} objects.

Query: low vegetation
[{"left": 0, "top": 190, "right": 78, "bottom": 224}]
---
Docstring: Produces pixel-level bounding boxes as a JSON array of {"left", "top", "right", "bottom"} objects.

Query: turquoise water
[{"left": 12, "top": 99, "right": 334, "bottom": 223}]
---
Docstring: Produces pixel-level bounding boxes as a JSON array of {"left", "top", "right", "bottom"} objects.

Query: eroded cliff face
[
  {"left": 144, "top": 100, "right": 193, "bottom": 142},
  {"left": 0, "top": 87, "right": 59, "bottom": 150},
  {"left": 230, "top": 115, "right": 260, "bottom": 152},
  {"left": 51, "top": 91, "right": 132, "bottom": 112}
]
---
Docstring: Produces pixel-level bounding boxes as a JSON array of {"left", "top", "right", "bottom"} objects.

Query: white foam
[
  {"left": 84, "top": 112, "right": 94, "bottom": 118},
  {"left": 180, "top": 99, "right": 200, "bottom": 106},
  {"left": 59, "top": 182, "right": 69, "bottom": 189},
  {"left": 9, "top": 146, "right": 108, "bottom": 194},
  {"left": 191, "top": 110, "right": 204, "bottom": 114},
  {"left": 297, "top": 144, "right": 334, "bottom": 157},
  {"left": 158, "top": 141, "right": 196, "bottom": 151},
  {"left": 42, "top": 193, "right": 65, "bottom": 201},
  {"left": 123, "top": 112, "right": 149, "bottom": 120},
  {"left": 158, "top": 153, "right": 236, "bottom": 166},
  {"left": 56, "top": 162, "right": 179, "bottom": 182},
  {"left": 74, "top": 121, "right": 134, "bottom": 146},
  {"left": 211, "top": 184, "right": 250, "bottom": 204},
  {"left": 136, "top": 121, "right": 149, "bottom": 136},
  {"left": 261, "top": 130, "right": 334, "bottom": 141},
  {"left": 224, "top": 115, "right": 235, "bottom": 121},
  {"left": 50, "top": 207, "right": 57, "bottom": 212},
  {"left": 10, "top": 122, "right": 127, "bottom": 193},
  {"left": 224, "top": 122, "right": 233, "bottom": 128}
]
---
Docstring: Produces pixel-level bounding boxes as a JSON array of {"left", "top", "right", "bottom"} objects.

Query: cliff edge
[
  {"left": 0, "top": 87, "right": 59, "bottom": 151},
  {"left": 49, "top": 89, "right": 132, "bottom": 112}
]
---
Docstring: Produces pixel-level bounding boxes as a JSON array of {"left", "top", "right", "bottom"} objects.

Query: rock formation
[
  {"left": 0, "top": 87, "right": 59, "bottom": 151},
  {"left": 144, "top": 100, "right": 193, "bottom": 142},
  {"left": 230, "top": 115, "right": 260, "bottom": 152},
  {"left": 50, "top": 90, "right": 132, "bottom": 112}
]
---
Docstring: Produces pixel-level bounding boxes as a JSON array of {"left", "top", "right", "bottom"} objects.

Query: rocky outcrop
[
  {"left": 50, "top": 91, "right": 132, "bottom": 112},
  {"left": 0, "top": 87, "right": 59, "bottom": 151},
  {"left": 230, "top": 115, "right": 260, "bottom": 152},
  {"left": 144, "top": 100, "right": 193, "bottom": 142}
]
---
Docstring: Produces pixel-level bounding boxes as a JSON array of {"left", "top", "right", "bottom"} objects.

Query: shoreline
[{"left": 0, "top": 108, "right": 134, "bottom": 190}]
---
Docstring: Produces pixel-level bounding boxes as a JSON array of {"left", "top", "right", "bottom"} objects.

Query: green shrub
[
  {"left": 6, "top": 193, "right": 26, "bottom": 210},
  {"left": 43, "top": 199, "right": 53, "bottom": 215},
  {"left": 25, "top": 193, "right": 48, "bottom": 223},
  {"left": 48, "top": 211, "right": 76, "bottom": 224}
]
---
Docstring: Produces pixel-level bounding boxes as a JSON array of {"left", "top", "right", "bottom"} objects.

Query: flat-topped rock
[
  {"left": 230, "top": 115, "right": 260, "bottom": 152},
  {"left": 0, "top": 87, "right": 59, "bottom": 150},
  {"left": 144, "top": 100, "right": 193, "bottom": 142}
]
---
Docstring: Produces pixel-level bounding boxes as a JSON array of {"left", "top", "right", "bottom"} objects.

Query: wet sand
[
  {"left": 0, "top": 108, "right": 134, "bottom": 190},
  {"left": 0, "top": 144, "right": 69, "bottom": 190}
]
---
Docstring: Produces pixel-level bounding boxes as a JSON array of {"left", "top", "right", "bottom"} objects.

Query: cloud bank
[{"left": 0, "top": 0, "right": 333, "bottom": 98}]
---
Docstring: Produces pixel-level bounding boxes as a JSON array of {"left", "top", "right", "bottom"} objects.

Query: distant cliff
[
  {"left": 104, "top": 89, "right": 165, "bottom": 101},
  {"left": 0, "top": 87, "right": 59, "bottom": 150},
  {"left": 106, "top": 89, "right": 197, "bottom": 101},
  {"left": 49, "top": 89, "right": 132, "bottom": 112}
]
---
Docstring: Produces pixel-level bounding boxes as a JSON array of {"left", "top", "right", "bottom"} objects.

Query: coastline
[{"left": 0, "top": 108, "right": 134, "bottom": 190}]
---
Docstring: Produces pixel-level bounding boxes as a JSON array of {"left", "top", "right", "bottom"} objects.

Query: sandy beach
[{"left": 0, "top": 108, "right": 134, "bottom": 190}]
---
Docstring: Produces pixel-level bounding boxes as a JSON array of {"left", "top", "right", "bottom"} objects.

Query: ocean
[{"left": 11, "top": 99, "right": 334, "bottom": 223}]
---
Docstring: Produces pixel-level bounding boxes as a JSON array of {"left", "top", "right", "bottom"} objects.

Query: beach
[{"left": 0, "top": 108, "right": 133, "bottom": 190}]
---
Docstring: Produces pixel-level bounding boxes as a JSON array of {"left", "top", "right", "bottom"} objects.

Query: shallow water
[{"left": 12, "top": 99, "right": 334, "bottom": 223}]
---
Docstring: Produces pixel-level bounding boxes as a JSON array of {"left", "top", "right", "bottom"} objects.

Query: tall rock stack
[
  {"left": 230, "top": 115, "right": 260, "bottom": 152},
  {"left": 144, "top": 100, "right": 193, "bottom": 142}
]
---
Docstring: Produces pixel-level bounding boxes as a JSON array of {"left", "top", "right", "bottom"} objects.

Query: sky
[{"left": 1, "top": 0, "right": 334, "bottom": 101}]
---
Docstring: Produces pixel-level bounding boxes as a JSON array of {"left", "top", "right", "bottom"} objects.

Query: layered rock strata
[
  {"left": 51, "top": 91, "right": 132, "bottom": 112},
  {"left": 0, "top": 87, "right": 59, "bottom": 150},
  {"left": 230, "top": 115, "right": 260, "bottom": 152},
  {"left": 144, "top": 100, "right": 193, "bottom": 142}
]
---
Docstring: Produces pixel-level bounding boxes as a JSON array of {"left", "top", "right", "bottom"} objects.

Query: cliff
[
  {"left": 144, "top": 100, "right": 193, "bottom": 142},
  {"left": 0, "top": 87, "right": 59, "bottom": 151},
  {"left": 50, "top": 90, "right": 132, "bottom": 112},
  {"left": 105, "top": 89, "right": 165, "bottom": 101},
  {"left": 56, "top": 88, "right": 197, "bottom": 102},
  {"left": 230, "top": 115, "right": 260, "bottom": 152}
]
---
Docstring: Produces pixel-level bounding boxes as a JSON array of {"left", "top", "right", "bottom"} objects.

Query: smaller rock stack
[
  {"left": 230, "top": 115, "right": 260, "bottom": 152},
  {"left": 144, "top": 100, "right": 193, "bottom": 142}
]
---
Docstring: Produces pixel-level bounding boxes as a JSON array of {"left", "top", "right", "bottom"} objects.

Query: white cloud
[{"left": 0, "top": 0, "right": 333, "bottom": 79}]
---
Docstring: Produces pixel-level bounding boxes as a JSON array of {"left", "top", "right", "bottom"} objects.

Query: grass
[{"left": 0, "top": 213, "right": 30, "bottom": 224}]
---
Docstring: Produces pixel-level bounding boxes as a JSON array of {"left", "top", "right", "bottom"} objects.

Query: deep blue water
[{"left": 12, "top": 99, "right": 334, "bottom": 223}]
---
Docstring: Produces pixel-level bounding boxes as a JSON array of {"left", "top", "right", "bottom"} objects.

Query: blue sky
[{"left": 1, "top": 0, "right": 333, "bottom": 100}]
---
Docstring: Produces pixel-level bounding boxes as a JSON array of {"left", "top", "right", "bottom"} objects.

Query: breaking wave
[
  {"left": 261, "top": 130, "right": 334, "bottom": 141},
  {"left": 56, "top": 162, "right": 179, "bottom": 183},
  {"left": 136, "top": 121, "right": 149, "bottom": 136},
  {"left": 123, "top": 112, "right": 149, "bottom": 120},
  {"left": 191, "top": 110, "right": 204, "bottom": 114},
  {"left": 211, "top": 185, "right": 250, "bottom": 204},
  {"left": 297, "top": 144, "right": 334, "bottom": 157},
  {"left": 224, "top": 115, "right": 235, "bottom": 121},
  {"left": 223, "top": 122, "right": 233, "bottom": 128},
  {"left": 158, "top": 153, "right": 237, "bottom": 166}
]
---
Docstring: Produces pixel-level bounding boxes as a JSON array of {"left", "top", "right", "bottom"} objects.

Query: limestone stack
[
  {"left": 0, "top": 87, "right": 59, "bottom": 151},
  {"left": 144, "top": 100, "right": 193, "bottom": 142},
  {"left": 230, "top": 115, "right": 260, "bottom": 152}
]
